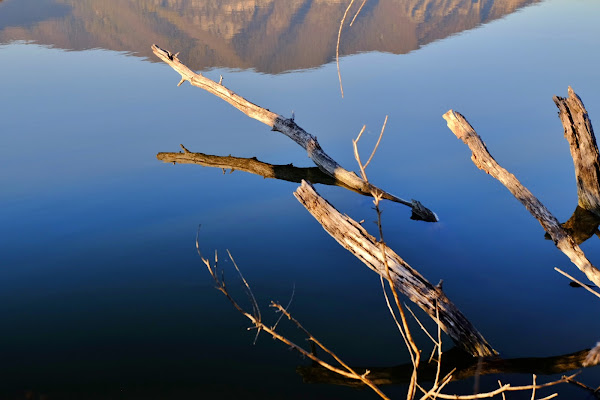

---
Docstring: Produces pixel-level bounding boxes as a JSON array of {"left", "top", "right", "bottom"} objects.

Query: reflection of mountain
[{"left": 0, "top": 0, "right": 541, "bottom": 73}]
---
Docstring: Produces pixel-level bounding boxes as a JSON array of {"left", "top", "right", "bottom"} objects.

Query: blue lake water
[{"left": 1, "top": 0, "right": 600, "bottom": 398}]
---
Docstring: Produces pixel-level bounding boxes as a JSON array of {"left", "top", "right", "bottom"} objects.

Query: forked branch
[{"left": 151, "top": 44, "right": 438, "bottom": 222}]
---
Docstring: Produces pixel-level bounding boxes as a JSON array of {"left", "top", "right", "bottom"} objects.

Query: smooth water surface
[{"left": 1, "top": 0, "right": 600, "bottom": 398}]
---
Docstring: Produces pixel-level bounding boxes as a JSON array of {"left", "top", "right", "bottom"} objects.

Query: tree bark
[
  {"left": 294, "top": 180, "right": 496, "bottom": 357},
  {"left": 554, "top": 87, "right": 600, "bottom": 215},
  {"left": 444, "top": 110, "right": 600, "bottom": 287},
  {"left": 151, "top": 44, "right": 437, "bottom": 222}
]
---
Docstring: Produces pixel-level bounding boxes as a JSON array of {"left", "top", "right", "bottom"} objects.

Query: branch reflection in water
[{"left": 297, "top": 346, "right": 598, "bottom": 389}]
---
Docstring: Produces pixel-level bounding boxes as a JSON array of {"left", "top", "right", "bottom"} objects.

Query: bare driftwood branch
[
  {"left": 293, "top": 180, "right": 495, "bottom": 357},
  {"left": 151, "top": 44, "right": 438, "bottom": 222},
  {"left": 443, "top": 110, "right": 600, "bottom": 287},
  {"left": 298, "top": 347, "right": 596, "bottom": 388},
  {"left": 157, "top": 144, "right": 397, "bottom": 201},
  {"left": 554, "top": 87, "right": 600, "bottom": 215}
]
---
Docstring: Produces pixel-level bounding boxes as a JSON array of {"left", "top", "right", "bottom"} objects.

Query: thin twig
[
  {"left": 350, "top": 0, "right": 368, "bottom": 26},
  {"left": 352, "top": 125, "right": 368, "bottom": 181},
  {"left": 336, "top": 0, "right": 356, "bottom": 98},
  {"left": 270, "top": 302, "right": 389, "bottom": 398},
  {"left": 434, "top": 302, "right": 442, "bottom": 391},
  {"left": 380, "top": 276, "right": 413, "bottom": 358},
  {"left": 555, "top": 267, "right": 600, "bottom": 299},
  {"left": 537, "top": 393, "right": 558, "bottom": 400},
  {"left": 531, "top": 374, "right": 537, "bottom": 400},
  {"left": 364, "top": 115, "right": 387, "bottom": 170},
  {"left": 564, "top": 375, "right": 600, "bottom": 399},
  {"left": 406, "top": 305, "right": 438, "bottom": 345},
  {"left": 227, "top": 249, "right": 262, "bottom": 324},
  {"left": 201, "top": 252, "right": 389, "bottom": 399},
  {"left": 272, "top": 283, "right": 296, "bottom": 331},
  {"left": 497, "top": 380, "right": 506, "bottom": 400},
  {"left": 374, "top": 194, "right": 420, "bottom": 399},
  {"left": 419, "top": 374, "right": 575, "bottom": 399}
]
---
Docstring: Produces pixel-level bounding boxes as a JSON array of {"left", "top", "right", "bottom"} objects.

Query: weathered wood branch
[
  {"left": 158, "top": 145, "right": 431, "bottom": 219},
  {"left": 298, "top": 347, "right": 596, "bottom": 387},
  {"left": 554, "top": 87, "right": 600, "bottom": 215},
  {"left": 151, "top": 44, "right": 438, "bottom": 222},
  {"left": 444, "top": 110, "right": 600, "bottom": 287},
  {"left": 293, "top": 180, "right": 495, "bottom": 357}
]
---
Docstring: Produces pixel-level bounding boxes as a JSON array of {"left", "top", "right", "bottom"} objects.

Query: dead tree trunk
[
  {"left": 554, "top": 87, "right": 600, "bottom": 215},
  {"left": 294, "top": 180, "right": 496, "bottom": 357},
  {"left": 444, "top": 110, "right": 600, "bottom": 287},
  {"left": 151, "top": 44, "right": 437, "bottom": 222}
]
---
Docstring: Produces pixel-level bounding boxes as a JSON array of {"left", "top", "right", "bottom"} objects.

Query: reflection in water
[
  {"left": 0, "top": 0, "right": 541, "bottom": 73},
  {"left": 545, "top": 206, "right": 600, "bottom": 245},
  {"left": 0, "top": 0, "right": 70, "bottom": 31},
  {"left": 298, "top": 346, "right": 597, "bottom": 387}
]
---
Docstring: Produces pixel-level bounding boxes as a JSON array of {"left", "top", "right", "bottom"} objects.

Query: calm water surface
[{"left": 1, "top": 0, "right": 600, "bottom": 398}]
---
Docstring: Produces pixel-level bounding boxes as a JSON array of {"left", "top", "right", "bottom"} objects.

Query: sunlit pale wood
[
  {"left": 294, "top": 180, "right": 496, "bottom": 357},
  {"left": 444, "top": 110, "right": 600, "bottom": 287},
  {"left": 553, "top": 87, "right": 600, "bottom": 215},
  {"left": 151, "top": 44, "right": 437, "bottom": 222}
]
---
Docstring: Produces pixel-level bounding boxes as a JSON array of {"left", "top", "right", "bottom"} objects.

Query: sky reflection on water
[{"left": 1, "top": 0, "right": 600, "bottom": 398}]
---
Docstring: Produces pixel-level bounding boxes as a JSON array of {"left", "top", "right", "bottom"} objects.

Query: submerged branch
[
  {"left": 151, "top": 44, "right": 438, "bottom": 222},
  {"left": 298, "top": 347, "right": 596, "bottom": 388},
  {"left": 294, "top": 180, "right": 495, "bottom": 357},
  {"left": 444, "top": 110, "right": 600, "bottom": 287}
]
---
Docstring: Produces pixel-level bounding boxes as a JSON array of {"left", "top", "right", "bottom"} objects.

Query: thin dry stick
[
  {"left": 354, "top": 123, "right": 421, "bottom": 398},
  {"left": 563, "top": 375, "right": 600, "bottom": 399},
  {"left": 537, "top": 393, "right": 559, "bottom": 400},
  {"left": 418, "top": 374, "right": 453, "bottom": 400},
  {"left": 336, "top": 0, "right": 356, "bottom": 98},
  {"left": 364, "top": 115, "right": 388, "bottom": 170},
  {"left": 434, "top": 302, "right": 442, "bottom": 390},
  {"left": 405, "top": 305, "right": 437, "bottom": 345},
  {"left": 375, "top": 196, "right": 421, "bottom": 400},
  {"left": 350, "top": 0, "right": 368, "bottom": 26},
  {"left": 531, "top": 374, "right": 537, "bottom": 400},
  {"left": 380, "top": 276, "right": 414, "bottom": 363},
  {"left": 200, "top": 252, "right": 390, "bottom": 399},
  {"left": 419, "top": 373, "right": 575, "bottom": 400},
  {"left": 498, "top": 380, "right": 507, "bottom": 400},
  {"left": 270, "top": 302, "right": 388, "bottom": 398},
  {"left": 353, "top": 125, "right": 368, "bottom": 180},
  {"left": 227, "top": 249, "right": 261, "bottom": 325},
  {"left": 272, "top": 283, "right": 296, "bottom": 331},
  {"left": 554, "top": 267, "right": 600, "bottom": 299}
]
